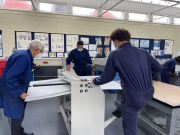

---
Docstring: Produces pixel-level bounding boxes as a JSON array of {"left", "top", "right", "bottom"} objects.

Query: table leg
[{"left": 165, "top": 113, "right": 176, "bottom": 135}]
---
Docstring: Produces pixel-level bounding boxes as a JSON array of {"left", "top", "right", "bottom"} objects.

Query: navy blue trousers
[
  {"left": 121, "top": 91, "right": 153, "bottom": 135},
  {"left": 11, "top": 109, "right": 25, "bottom": 135},
  {"left": 74, "top": 64, "right": 92, "bottom": 76}
]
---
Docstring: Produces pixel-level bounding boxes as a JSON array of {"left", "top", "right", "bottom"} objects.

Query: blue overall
[
  {"left": 66, "top": 48, "right": 93, "bottom": 76},
  {"left": 161, "top": 58, "right": 177, "bottom": 83},
  {"left": 0, "top": 49, "right": 34, "bottom": 119},
  {"left": 93, "top": 42, "right": 161, "bottom": 135}
]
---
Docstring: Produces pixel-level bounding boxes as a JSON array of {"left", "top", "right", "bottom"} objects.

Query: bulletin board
[
  {"left": 131, "top": 38, "right": 173, "bottom": 59},
  {"left": 0, "top": 30, "right": 2, "bottom": 57},
  {"left": 15, "top": 31, "right": 172, "bottom": 59},
  {"left": 79, "top": 35, "right": 111, "bottom": 58}
]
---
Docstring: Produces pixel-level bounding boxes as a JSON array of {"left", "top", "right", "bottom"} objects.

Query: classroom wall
[{"left": 0, "top": 8, "right": 180, "bottom": 61}]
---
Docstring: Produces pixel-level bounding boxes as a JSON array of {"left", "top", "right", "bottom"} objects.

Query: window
[
  {"left": 102, "top": 10, "right": 123, "bottom": 19},
  {"left": 129, "top": 13, "right": 147, "bottom": 21},
  {"left": 39, "top": 3, "right": 66, "bottom": 14},
  {"left": 174, "top": 18, "right": 180, "bottom": 25},
  {"left": 73, "top": 6, "right": 96, "bottom": 17},
  {"left": 153, "top": 15, "right": 168, "bottom": 23},
  {"left": 2, "top": 0, "right": 32, "bottom": 10}
]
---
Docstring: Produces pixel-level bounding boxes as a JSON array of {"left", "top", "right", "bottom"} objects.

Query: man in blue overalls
[
  {"left": 66, "top": 41, "right": 93, "bottom": 76},
  {"left": 0, "top": 40, "right": 44, "bottom": 135},
  {"left": 91, "top": 28, "right": 161, "bottom": 135},
  {"left": 161, "top": 56, "right": 180, "bottom": 83}
]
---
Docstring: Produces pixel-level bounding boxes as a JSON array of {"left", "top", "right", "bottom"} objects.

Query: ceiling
[{"left": 30, "top": 0, "right": 180, "bottom": 18}]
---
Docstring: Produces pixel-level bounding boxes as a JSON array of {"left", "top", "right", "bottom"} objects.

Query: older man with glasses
[{"left": 0, "top": 40, "right": 44, "bottom": 135}]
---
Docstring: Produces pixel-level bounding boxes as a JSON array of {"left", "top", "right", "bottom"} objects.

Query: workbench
[{"left": 115, "top": 81, "right": 180, "bottom": 135}]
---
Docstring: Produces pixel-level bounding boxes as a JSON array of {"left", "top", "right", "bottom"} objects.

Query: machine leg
[
  {"left": 59, "top": 105, "right": 71, "bottom": 135},
  {"left": 165, "top": 113, "right": 176, "bottom": 135}
]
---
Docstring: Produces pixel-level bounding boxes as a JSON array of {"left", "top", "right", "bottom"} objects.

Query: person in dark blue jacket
[
  {"left": 66, "top": 41, "right": 93, "bottom": 76},
  {"left": 0, "top": 40, "right": 44, "bottom": 135},
  {"left": 91, "top": 28, "right": 161, "bottom": 135},
  {"left": 161, "top": 56, "right": 180, "bottom": 83}
]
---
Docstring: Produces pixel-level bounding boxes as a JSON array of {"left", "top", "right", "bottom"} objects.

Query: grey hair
[{"left": 29, "top": 40, "right": 43, "bottom": 50}]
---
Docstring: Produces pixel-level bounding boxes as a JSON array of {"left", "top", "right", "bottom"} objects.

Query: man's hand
[
  {"left": 92, "top": 71, "right": 94, "bottom": 76},
  {"left": 29, "top": 85, "right": 31, "bottom": 87},
  {"left": 20, "top": 93, "right": 29, "bottom": 100},
  {"left": 67, "top": 64, "right": 71, "bottom": 70},
  {"left": 174, "top": 71, "right": 178, "bottom": 76},
  {"left": 91, "top": 77, "right": 96, "bottom": 82}
]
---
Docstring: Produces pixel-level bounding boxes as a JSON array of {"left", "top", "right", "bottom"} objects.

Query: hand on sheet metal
[
  {"left": 29, "top": 85, "right": 32, "bottom": 87},
  {"left": 90, "top": 77, "right": 96, "bottom": 82},
  {"left": 20, "top": 93, "right": 29, "bottom": 100},
  {"left": 92, "top": 71, "right": 94, "bottom": 76}
]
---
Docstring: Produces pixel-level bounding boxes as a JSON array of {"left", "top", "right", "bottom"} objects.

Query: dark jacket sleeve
[
  {"left": 150, "top": 55, "right": 162, "bottom": 79},
  {"left": 93, "top": 53, "right": 117, "bottom": 85},
  {"left": 86, "top": 49, "right": 92, "bottom": 64},
  {"left": 6, "top": 56, "right": 29, "bottom": 98},
  {"left": 66, "top": 51, "right": 73, "bottom": 65}
]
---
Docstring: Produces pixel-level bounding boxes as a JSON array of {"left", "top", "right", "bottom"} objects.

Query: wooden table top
[{"left": 153, "top": 81, "right": 180, "bottom": 107}]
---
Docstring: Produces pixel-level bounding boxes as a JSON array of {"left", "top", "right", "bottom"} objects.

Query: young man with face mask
[
  {"left": 66, "top": 41, "right": 93, "bottom": 76},
  {"left": 0, "top": 40, "right": 44, "bottom": 135},
  {"left": 91, "top": 28, "right": 162, "bottom": 135}
]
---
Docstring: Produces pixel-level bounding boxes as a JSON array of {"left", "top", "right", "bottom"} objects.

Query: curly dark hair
[
  {"left": 175, "top": 56, "right": 180, "bottom": 63},
  {"left": 110, "top": 28, "right": 131, "bottom": 42}
]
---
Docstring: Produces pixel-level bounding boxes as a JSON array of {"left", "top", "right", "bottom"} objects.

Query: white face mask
[
  {"left": 35, "top": 53, "right": 42, "bottom": 58},
  {"left": 35, "top": 50, "right": 42, "bottom": 58}
]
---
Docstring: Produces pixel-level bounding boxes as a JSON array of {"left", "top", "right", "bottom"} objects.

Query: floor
[{"left": 22, "top": 91, "right": 148, "bottom": 135}]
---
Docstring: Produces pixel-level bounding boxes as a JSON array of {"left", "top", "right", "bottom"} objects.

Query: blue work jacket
[
  {"left": 94, "top": 42, "right": 161, "bottom": 94},
  {"left": 0, "top": 49, "right": 34, "bottom": 119},
  {"left": 162, "top": 58, "right": 177, "bottom": 74},
  {"left": 66, "top": 48, "right": 92, "bottom": 70}
]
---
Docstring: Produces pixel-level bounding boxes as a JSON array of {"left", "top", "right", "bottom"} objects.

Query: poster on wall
[
  {"left": 104, "top": 47, "right": 110, "bottom": 57},
  {"left": 81, "top": 37, "right": 89, "bottom": 44},
  {"left": 51, "top": 34, "right": 64, "bottom": 52},
  {"left": 164, "top": 40, "right": 173, "bottom": 55},
  {"left": 104, "top": 37, "right": 110, "bottom": 46},
  {"left": 66, "top": 35, "right": 79, "bottom": 53},
  {"left": 97, "top": 47, "right": 103, "bottom": 56},
  {"left": 95, "top": 37, "right": 102, "bottom": 46},
  {"left": 89, "top": 44, "right": 97, "bottom": 50},
  {"left": 49, "top": 52, "right": 56, "bottom": 58},
  {"left": 130, "top": 39, "right": 139, "bottom": 47},
  {"left": 89, "top": 51, "right": 97, "bottom": 57},
  {"left": 151, "top": 50, "right": 158, "bottom": 57},
  {"left": 83, "top": 45, "right": 88, "bottom": 50},
  {"left": 140, "top": 40, "right": 149, "bottom": 48},
  {"left": 16, "top": 32, "right": 31, "bottom": 50},
  {"left": 177, "top": 50, "right": 180, "bottom": 56},
  {"left": 154, "top": 39, "right": 161, "bottom": 50},
  {"left": 111, "top": 41, "right": 116, "bottom": 51},
  {"left": 41, "top": 52, "right": 49, "bottom": 58},
  {"left": 34, "top": 33, "right": 49, "bottom": 52},
  {"left": 158, "top": 50, "right": 164, "bottom": 56},
  {"left": 57, "top": 53, "right": 64, "bottom": 57}
]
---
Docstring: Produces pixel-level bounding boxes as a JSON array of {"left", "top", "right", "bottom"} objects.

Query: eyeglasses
[{"left": 39, "top": 49, "right": 43, "bottom": 54}]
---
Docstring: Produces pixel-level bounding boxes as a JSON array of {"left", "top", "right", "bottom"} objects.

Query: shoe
[{"left": 22, "top": 131, "right": 34, "bottom": 135}]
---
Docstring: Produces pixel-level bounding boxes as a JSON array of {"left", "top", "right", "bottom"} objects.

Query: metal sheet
[
  {"left": 25, "top": 85, "right": 71, "bottom": 102},
  {"left": 80, "top": 76, "right": 122, "bottom": 90},
  {"left": 30, "top": 78, "right": 67, "bottom": 86}
]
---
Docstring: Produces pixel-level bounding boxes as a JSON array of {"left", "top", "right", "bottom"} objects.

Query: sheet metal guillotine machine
[{"left": 25, "top": 69, "right": 122, "bottom": 135}]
